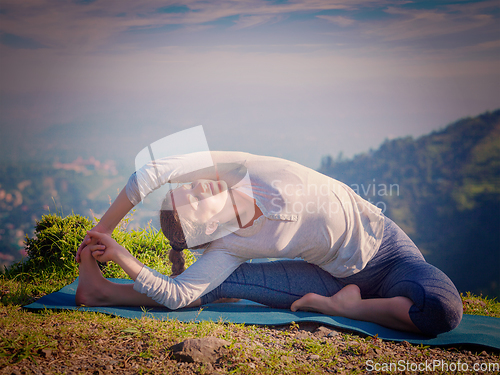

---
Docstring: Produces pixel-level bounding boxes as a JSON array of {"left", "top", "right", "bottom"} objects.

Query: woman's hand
[
  {"left": 84, "top": 231, "right": 145, "bottom": 280},
  {"left": 85, "top": 231, "right": 127, "bottom": 264},
  {"left": 75, "top": 187, "right": 135, "bottom": 263},
  {"left": 75, "top": 224, "right": 111, "bottom": 263}
]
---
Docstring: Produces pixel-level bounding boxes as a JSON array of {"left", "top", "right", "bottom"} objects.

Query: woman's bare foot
[
  {"left": 290, "top": 284, "right": 362, "bottom": 316},
  {"left": 290, "top": 284, "right": 421, "bottom": 333},
  {"left": 75, "top": 246, "right": 112, "bottom": 306}
]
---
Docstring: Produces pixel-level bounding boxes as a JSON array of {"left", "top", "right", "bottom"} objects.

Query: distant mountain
[{"left": 319, "top": 110, "right": 500, "bottom": 298}]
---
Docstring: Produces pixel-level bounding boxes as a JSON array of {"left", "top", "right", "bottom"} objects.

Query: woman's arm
[
  {"left": 96, "top": 187, "right": 135, "bottom": 232},
  {"left": 75, "top": 187, "right": 134, "bottom": 262},
  {"left": 126, "top": 151, "right": 249, "bottom": 205},
  {"left": 134, "top": 249, "right": 246, "bottom": 309}
]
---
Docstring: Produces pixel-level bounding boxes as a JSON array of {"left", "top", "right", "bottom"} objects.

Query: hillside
[{"left": 319, "top": 110, "right": 500, "bottom": 298}]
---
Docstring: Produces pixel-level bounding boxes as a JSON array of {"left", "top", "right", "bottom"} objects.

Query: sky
[{"left": 0, "top": 0, "right": 499, "bottom": 169}]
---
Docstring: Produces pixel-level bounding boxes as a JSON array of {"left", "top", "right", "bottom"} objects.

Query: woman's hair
[
  {"left": 159, "top": 191, "right": 218, "bottom": 277},
  {"left": 160, "top": 207, "right": 187, "bottom": 277}
]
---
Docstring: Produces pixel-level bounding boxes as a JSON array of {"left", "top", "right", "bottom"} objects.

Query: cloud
[
  {"left": 0, "top": 0, "right": 489, "bottom": 58},
  {"left": 231, "top": 14, "right": 282, "bottom": 29},
  {"left": 0, "top": 32, "right": 47, "bottom": 50},
  {"left": 463, "top": 39, "right": 500, "bottom": 53},
  {"left": 0, "top": 0, "right": 377, "bottom": 52},
  {"left": 316, "top": 15, "right": 355, "bottom": 27},
  {"left": 372, "top": 2, "right": 497, "bottom": 43},
  {"left": 156, "top": 5, "right": 191, "bottom": 14}
]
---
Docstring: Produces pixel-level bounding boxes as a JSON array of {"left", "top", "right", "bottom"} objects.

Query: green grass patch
[{"left": 461, "top": 291, "right": 500, "bottom": 317}]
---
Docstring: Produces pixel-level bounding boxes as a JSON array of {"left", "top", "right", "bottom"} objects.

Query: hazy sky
[{"left": 1, "top": 0, "right": 499, "bottom": 168}]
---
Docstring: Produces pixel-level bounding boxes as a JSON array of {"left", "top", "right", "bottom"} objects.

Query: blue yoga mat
[{"left": 24, "top": 278, "right": 500, "bottom": 350}]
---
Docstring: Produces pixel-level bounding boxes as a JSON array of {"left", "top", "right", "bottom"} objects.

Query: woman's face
[{"left": 172, "top": 179, "right": 230, "bottom": 225}]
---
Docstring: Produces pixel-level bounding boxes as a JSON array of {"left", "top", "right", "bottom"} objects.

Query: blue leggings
[{"left": 200, "top": 216, "right": 463, "bottom": 336}]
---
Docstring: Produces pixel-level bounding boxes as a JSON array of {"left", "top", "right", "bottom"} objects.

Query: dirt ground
[{"left": 2, "top": 321, "right": 499, "bottom": 375}]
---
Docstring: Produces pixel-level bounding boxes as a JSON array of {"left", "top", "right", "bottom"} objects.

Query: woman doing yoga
[{"left": 75, "top": 151, "right": 463, "bottom": 336}]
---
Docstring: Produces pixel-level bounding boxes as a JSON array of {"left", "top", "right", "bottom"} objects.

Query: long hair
[
  {"left": 159, "top": 191, "right": 216, "bottom": 277},
  {"left": 159, "top": 206, "right": 186, "bottom": 277}
]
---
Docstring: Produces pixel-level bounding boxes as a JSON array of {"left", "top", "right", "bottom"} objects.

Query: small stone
[
  {"left": 295, "top": 332, "right": 310, "bottom": 340},
  {"left": 40, "top": 348, "right": 52, "bottom": 359},
  {"left": 308, "top": 354, "right": 320, "bottom": 360},
  {"left": 314, "top": 326, "right": 334, "bottom": 338},
  {"left": 170, "top": 336, "right": 231, "bottom": 363}
]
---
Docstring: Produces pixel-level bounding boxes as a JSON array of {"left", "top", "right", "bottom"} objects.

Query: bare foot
[
  {"left": 75, "top": 246, "right": 112, "bottom": 306},
  {"left": 290, "top": 284, "right": 362, "bottom": 316}
]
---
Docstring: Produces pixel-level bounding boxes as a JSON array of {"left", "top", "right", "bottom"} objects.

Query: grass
[
  {"left": 0, "top": 213, "right": 499, "bottom": 374},
  {"left": 461, "top": 291, "right": 500, "bottom": 317}
]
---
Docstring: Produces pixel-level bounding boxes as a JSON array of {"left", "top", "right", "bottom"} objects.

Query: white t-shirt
[{"left": 126, "top": 151, "right": 384, "bottom": 309}]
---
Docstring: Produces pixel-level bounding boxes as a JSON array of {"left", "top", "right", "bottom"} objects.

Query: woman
[{"left": 75, "top": 151, "right": 463, "bottom": 336}]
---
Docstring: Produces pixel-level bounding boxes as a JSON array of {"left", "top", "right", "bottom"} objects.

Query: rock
[
  {"left": 39, "top": 348, "right": 53, "bottom": 359},
  {"left": 401, "top": 341, "right": 411, "bottom": 347},
  {"left": 308, "top": 354, "right": 320, "bottom": 360},
  {"left": 313, "top": 326, "right": 334, "bottom": 338},
  {"left": 169, "top": 336, "right": 231, "bottom": 363},
  {"left": 295, "top": 332, "right": 310, "bottom": 340}
]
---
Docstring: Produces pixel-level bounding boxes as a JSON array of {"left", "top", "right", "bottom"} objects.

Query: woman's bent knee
[
  {"left": 382, "top": 259, "right": 463, "bottom": 336},
  {"left": 409, "top": 285, "right": 463, "bottom": 336}
]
